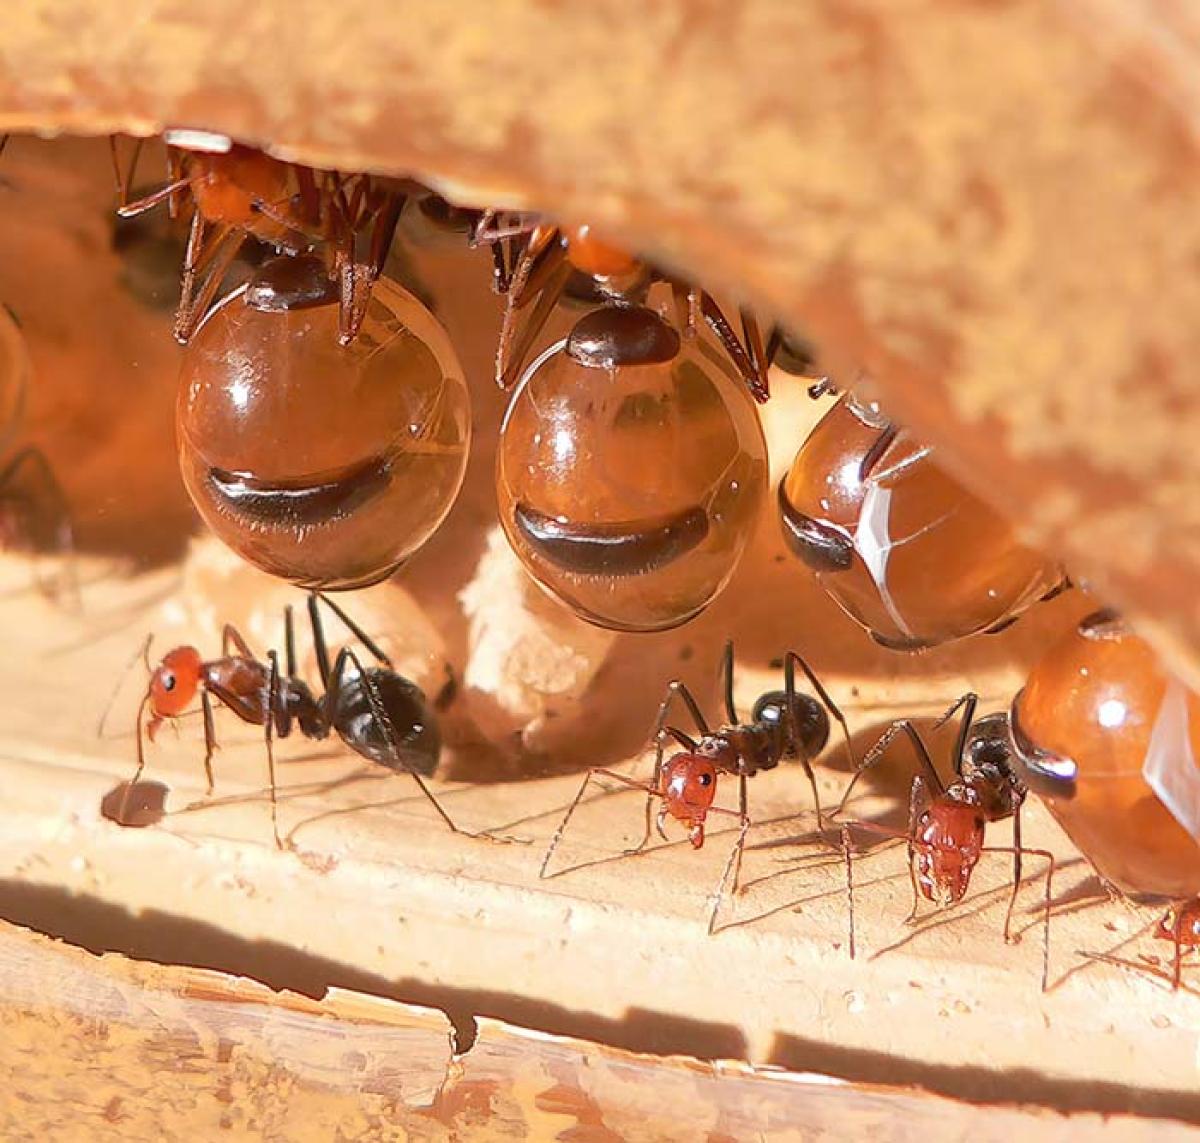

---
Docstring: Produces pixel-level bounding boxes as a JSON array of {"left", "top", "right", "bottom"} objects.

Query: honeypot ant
[
  {"left": 540, "top": 643, "right": 852, "bottom": 931},
  {"left": 110, "top": 132, "right": 408, "bottom": 344},
  {"left": 121, "top": 591, "right": 458, "bottom": 846},
  {"left": 836, "top": 695, "right": 1055, "bottom": 988},
  {"left": 472, "top": 212, "right": 777, "bottom": 397}
]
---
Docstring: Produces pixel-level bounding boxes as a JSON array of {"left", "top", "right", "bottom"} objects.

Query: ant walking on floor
[
  {"left": 540, "top": 642, "right": 854, "bottom": 932},
  {"left": 834, "top": 694, "right": 1056, "bottom": 988},
  {"left": 114, "top": 591, "right": 463, "bottom": 846}
]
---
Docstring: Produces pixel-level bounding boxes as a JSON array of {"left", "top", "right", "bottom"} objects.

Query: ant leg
[
  {"left": 310, "top": 590, "right": 392, "bottom": 667},
  {"left": 839, "top": 717, "right": 944, "bottom": 818},
  {"left": 284, "top": 605, "right": 297, "bottom": 679},
  {"left": 652, "top": 680, "right": 710, "bottom": 742},
  {"left": 705, "top": 805, "right": 752, "bottom": 934},
  {"left": 720, "top": 640, "right": 738, "bottom": 724},
  {"left": 98, "top": 633, "right": 154, "bottom": 739},
  {"left": 497, "top": 249, "right": 571, "bottom": 389},
  {"left": 541, "top": 767, "right": 655, "bottom": 879},
  {"left": 263, "top": 651, "right": 283, "bottom": 849},
  {"left": 1004, "top": 800, "right": 1024, "bottom": 944},
  {"left": 858, "top": 424, "right": 901, "bottom": 484},
  {"left": 174, "top": 217, "right": 246, "bottom": 343},
  {"left": 118, "top": 694, "right": 152, "bottom": 825},
  {"left": 201, "top": 689, "right": 218, "bottom": 795},
  {"left": 904, "top": 775, "right": 927, "bottom": 925},
  {"left": 935, "top": 693, "right": 979, "bottom": 781},
  {"left": 980, "top": 843, "right": 1056, "bottom": 991},
  {"left": 115, "top": 173, "right": 190, "bottom": 218},
  {"left": 698, "top": 293, "right": 768, "bottom": 403},
  {"left": 220, "top": 624, "right": 256, "bottom": 660},
  {"left": 783, "top": 651, "right": 854, "bottom": 830},
  {"left": 0, "top": 445, "right": 79, "bottom": 606},
  {"left": 307, "top": 593, "right": 333, "bottom": 690},
  {"left": 330, "top": 646, "right": 472, "bottom": 836},
  {"left": 740, "top": 309, "right": 770, "bottom": 401},
  {"left": 842, "top": 823, "right": 856, "bottom": 960}
]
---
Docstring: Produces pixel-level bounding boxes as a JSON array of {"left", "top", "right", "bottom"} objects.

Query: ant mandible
[
  {"left": 122, "top": 591, "right": 457, "bottom": 846},
  {"left": 110, "top": 132, "right": 407, "bottom": 345},
  {"left": 540, "top": 643, "right": 852, "bottom": 931},
  {"left": 472, "top": 211, "right": 782, "bottom": 398},
  {"left": 836, "top": 695, "right": 1056, "bottom": 988}
]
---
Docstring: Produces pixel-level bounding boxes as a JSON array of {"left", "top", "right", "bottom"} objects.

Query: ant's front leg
[
  {"left": 706, "top": 804, "right": 752, "bottom": 935},
  {"left": 541, "top": 767, "right": 656, "bottom": 878}
]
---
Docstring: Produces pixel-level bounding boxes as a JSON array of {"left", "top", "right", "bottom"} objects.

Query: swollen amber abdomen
[
  {"left": 496, "top": 305, "right": 767, "bottom": 632},
  {"left": 1011, "top": 611, "right": 1200, "bottom": 897},
  {"left": 778, "top": 394, "right": 1062, "bottom": 650},
  {"left": 178, "top": 263, "right": 470, "bottom": 590}
]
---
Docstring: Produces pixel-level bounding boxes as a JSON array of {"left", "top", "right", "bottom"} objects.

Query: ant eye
[
  {"left": 161, "top": 672, "right": 175, "bottom": 692},
  {"left": 698, "top": 773, "right": 713, "bottom": 787}
]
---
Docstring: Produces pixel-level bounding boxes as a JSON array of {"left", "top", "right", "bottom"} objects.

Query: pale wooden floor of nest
[{"left": 0, "top": 549, "right": 1196, "bottom": 1129}]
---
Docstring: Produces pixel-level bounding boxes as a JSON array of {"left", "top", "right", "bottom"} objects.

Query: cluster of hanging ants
[{"left": 4, "top": 130, "right": 1192, "bottom": 996}]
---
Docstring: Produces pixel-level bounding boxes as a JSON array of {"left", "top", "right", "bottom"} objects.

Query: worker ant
[
  {"left": 110, "top": 131, "right": 409, "bottom": 344},
  {"left": 835, "top": 695, "right": 1055, "bottom": 988},
  {"left": 472, "top": 211, "right": 781, "bottom": 396},
  {"left": 540, "top": 643, "right": 852, "bottom": 931},
  {"left": 120, "top": 591, "right": 461, "bottom": 846}
]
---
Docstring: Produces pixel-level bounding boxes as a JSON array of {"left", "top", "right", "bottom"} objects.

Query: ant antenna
[{"left": 97, "top": 632, "right": 154, "bottom": 739}]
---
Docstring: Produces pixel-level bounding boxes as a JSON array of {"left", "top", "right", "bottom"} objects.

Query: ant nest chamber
[{"left": 3, "top": 3, "right": 1200, "bottom": 1138}]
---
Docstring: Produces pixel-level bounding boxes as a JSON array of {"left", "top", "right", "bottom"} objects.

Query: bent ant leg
[
  {"left": 837, "top": 717, "right": 944, "bottom": 817},
  {"left": 309, "top": 590, "right": 392, "bottom": 668},
  {"left": 782, "top": 650, "right": 851, "bottom": 831},
  {"left": 979, "top": 841, "right": 1055, "bottom": 991},
  {"left": 541, "top": 768, "right": 655, "bottom": 879},
  {"left": 842, "top": 822, "right": 857, "bottom": 959},
  {"left": 0, "top": 445, "right": 80, "bottom": 607},
  {"left": 220, "top": 623, "right": 256, "bottom": 660}
]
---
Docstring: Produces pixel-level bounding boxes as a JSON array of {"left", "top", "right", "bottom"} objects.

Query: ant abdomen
[
  {"left": 329, "top": 668, "right": 440, "bottom": 778},
  {"left": 751, "top": 690, "right": 830, "bottom": 762}
]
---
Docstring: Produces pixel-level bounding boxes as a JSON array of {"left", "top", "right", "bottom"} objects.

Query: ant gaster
[
  {"left": 836, "top": 694, "right": 1055, "bottom": 988},
  {"left": 541, "top": 643, "right": 852, "bottom": 931},
  {"left": 123, "top": 591, "right": 453, "bottom": 845}
]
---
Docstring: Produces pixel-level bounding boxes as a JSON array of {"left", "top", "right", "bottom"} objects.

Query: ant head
[
  {"left": 914, "top": 800, "right": 985, "bottom": 906},
  {"left": 148, "top": 646, "right": 203, "bottom": 717},
  {"left": 662, "top": 753, "right": 719, "bottom": 829},
  {"left": 752, "top": 690, "right": 830, "bottom": 759},
  {"left": 562, "top": 224, "right": 640, "bottom": 279},
  {"left": 1157, "top": 902, "right": 1200, "bottom": 946}
]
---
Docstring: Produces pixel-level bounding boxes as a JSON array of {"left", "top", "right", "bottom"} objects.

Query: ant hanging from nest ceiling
[{"left": 109, "top": 130, "right": 414, "bottom": 345}]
